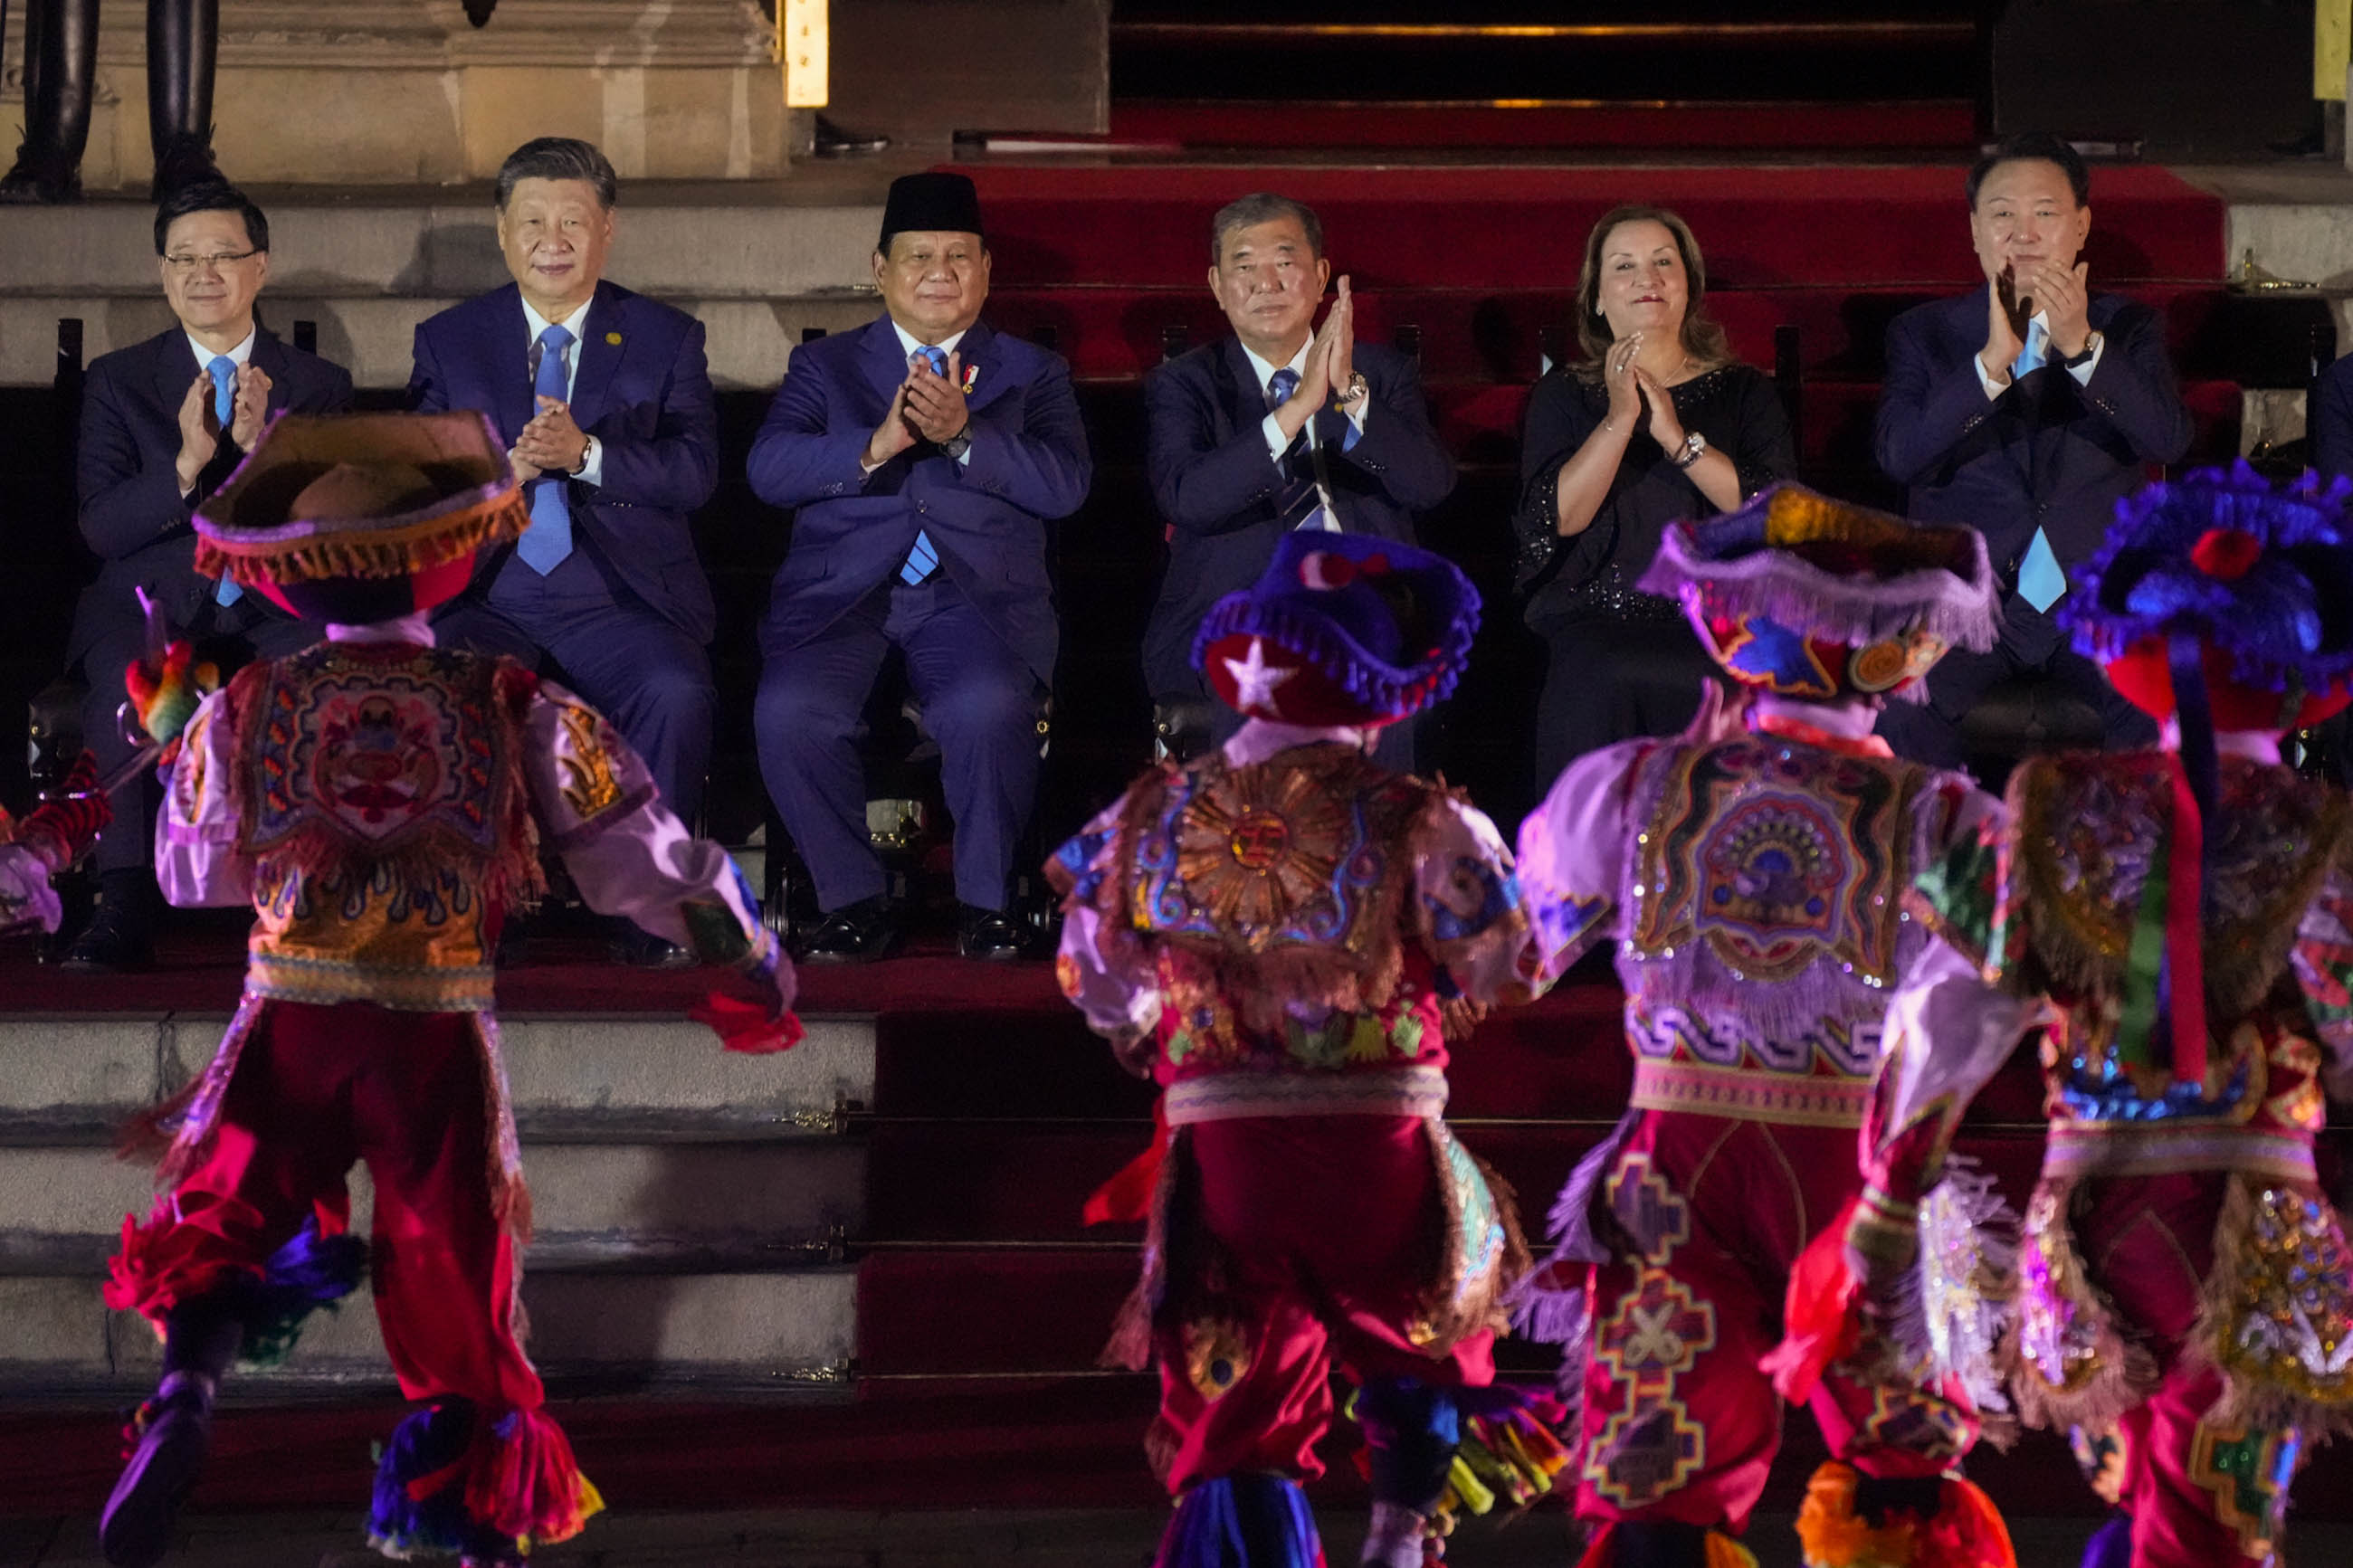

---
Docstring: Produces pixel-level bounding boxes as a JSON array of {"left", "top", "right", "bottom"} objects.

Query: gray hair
[
  {"left": 1209, "top": 193, "right": 1323, "bottom": 266},
  {"left": 494, "top": 138, "right": 618, "bottom": 211}
]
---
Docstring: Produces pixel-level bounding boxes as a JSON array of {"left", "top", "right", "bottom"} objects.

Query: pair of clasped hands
[
  {"left": 173, "top": 364, "right": 272, "bottom": 496},
  {"left": 864, "top": 347, "right": 977, "bottom": 469},
  {"left": 509, "top": 396, "right": 592, "bottom": 483},
  {"left": 1981, "top": 254, "right": 2092, "bottom": 385},
  {"left": 1268, "top": 275, "right": 1363, "bottom": 444}
]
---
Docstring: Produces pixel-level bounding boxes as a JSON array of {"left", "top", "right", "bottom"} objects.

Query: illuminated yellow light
[{"left": 780, "top": 0, "right": 829, "bottom": 109}]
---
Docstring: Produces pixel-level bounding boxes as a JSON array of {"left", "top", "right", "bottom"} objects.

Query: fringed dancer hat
[
  {"left": 194, "top": 411, "right": 527, "bottom": 624},
  {"left": 1641, "top": 483, "right": 1998, "bottom": 703},
  {"left": 1194, "top": 531, "right": 1480, "bottom": 727},
  {"left": 2062, "top": 461, "right": 2353, "bottom": 734}
]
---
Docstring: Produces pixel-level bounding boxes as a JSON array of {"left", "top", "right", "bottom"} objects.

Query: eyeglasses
[{"left": 163, "top": 250, "right": 261, "bottom": 274}]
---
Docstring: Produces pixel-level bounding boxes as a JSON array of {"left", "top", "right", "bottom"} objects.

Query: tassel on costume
[
  {"left": 369, "top": 1400, "right": 604, "bottom": 1561},
  {"left": 240, "top": 1217, "right": 367, "bottom": 1366},
  {"left": 1153, "top": 1474, "right": 1326, "bottom": 1568},
  {"left": 1793, "top": 1461, "right": 2015, "bottom": 1568},
  {"left": 1431, "top": 1388, "right": 1571, "bottom": 1526}
]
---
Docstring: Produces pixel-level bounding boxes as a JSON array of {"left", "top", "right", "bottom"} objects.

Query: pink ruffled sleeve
[
  {"left": 1411, "top": 793, "right": 1546, "bottom": 1006},
  {"left": 155, "top": 689, "right": 253, "bottom": 908},
  {"left": 1512, "top": 738, "right": 1647, "bottom": 987}
]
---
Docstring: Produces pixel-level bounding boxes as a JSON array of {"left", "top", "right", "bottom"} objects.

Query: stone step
[
  {"left": 0, "top": 1013, "right": 877, "bottom": 1136},
  {"left": 1, "top": 1266, "right": 857, "bottom": 1395},
  {"left": 0, "top": 1138, "right": 864, "bottom": 1273}
]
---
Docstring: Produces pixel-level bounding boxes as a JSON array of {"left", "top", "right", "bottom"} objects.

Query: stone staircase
[{"left": 0, "top": 1009, "right": 872, "bottom": 1401}]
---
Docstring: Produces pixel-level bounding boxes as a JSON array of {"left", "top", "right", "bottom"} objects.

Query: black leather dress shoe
[
  {"left": 612, "top": 925, "right": 695, "bottom": 970},
  {"left": 62, "top": 892, "right": 155, "bottom": 972},
  {"left": 0, "top": 149, "right": 80, "bottom": 204},
  {"left": 799, "top": 895, "right": 901, "bottom": 964},
  {"left": 957, "top": 903, "right": 1025, "bottom": 962}
]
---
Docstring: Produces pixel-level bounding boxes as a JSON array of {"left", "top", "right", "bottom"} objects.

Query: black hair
[
  {"left": 1967, "top": 132, "right": 2091, "bottom": 208},
  {"left": 154, "top": 180, "right": 269, "bottom": 257},
  {"left": 1210, "top": 193, "right": 1324, "bottom": 266},
  {"left": 493, "top": 137, "right": 619, "bottom": 211}
]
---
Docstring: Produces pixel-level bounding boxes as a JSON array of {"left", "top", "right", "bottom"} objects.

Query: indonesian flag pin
[{"left": 961, "top": 363, "right": 980, "bottom": 394}]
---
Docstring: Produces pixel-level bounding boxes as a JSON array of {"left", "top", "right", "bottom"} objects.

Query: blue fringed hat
[
  {"left": 1641, "top": 484, "right": 1998, "bottom": 703},
  {"left": 2063, "top": 461, "right": 2353, "bottom": 730},
  {"left": 1193, "top": 532, "right": 1480, "bottom": 727}
]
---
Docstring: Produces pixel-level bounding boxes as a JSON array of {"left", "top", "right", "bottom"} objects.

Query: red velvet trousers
[
  {"left": 110, "top": 999, "right": 542, "bottom": 1415},
  {"left": 1575, "top": 1111, "right": 1974, "bottom": 1535},
  {"left": 1151, "top": 1116, "right": 1496, "bottom": 1494},
  {"left": 2073, "top": 1173, "right": 2301, "bottom": 1568}
]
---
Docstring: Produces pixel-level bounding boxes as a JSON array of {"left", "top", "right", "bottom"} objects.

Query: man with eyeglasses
[{"left": 58, "top": 179, "right": 352, "bottom": 969}]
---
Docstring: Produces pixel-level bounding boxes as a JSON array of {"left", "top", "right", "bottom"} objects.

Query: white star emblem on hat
[{"left": 1223, "top": 636, "right": 1293, "bottom": 716}]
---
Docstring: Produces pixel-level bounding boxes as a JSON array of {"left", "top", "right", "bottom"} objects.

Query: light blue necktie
[
  {"left": 900, "top": 346, "right": 949, "bottom": 585},
  {"left": 2017, "top": 527, "right": 2067, "bottom": 613},
  {"left": 517, "top": 323, "right": 576, "bottom": 575},
  {"left": 206, "top": 356, "right": 243, "bottom": 604},
  {"left": 2009, "top": 318, "right": 2048, "bottom": 382}
]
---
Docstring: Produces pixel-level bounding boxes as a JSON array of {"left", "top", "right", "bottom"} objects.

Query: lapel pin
[
  {"left": 961, "top": 363, "right": 979, "bottom": 394},
  {"left": 605, "top": 331, "right": 623, "bottom": 346}
]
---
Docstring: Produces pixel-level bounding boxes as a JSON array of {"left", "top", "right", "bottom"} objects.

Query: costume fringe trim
[
  {"left": 199, "top": 490, "right": 529, "bottom": 587},
  {"left": 2185, "top": 1174, "right": 2353, "bottom": 1440},
  {"left": 367, "top": 1401, "right": 602, "bottom": 1561},
  {"left": 239, "top": 1217, "right": 367, "bottom": 1367},
  {"left": 1793, "top": 1463, "right": 2016, "bottom": 1568},
  {"left": 1418, "top": 1128, "right": 1533, "bottom": 1355},
  {"left": 1999, "top": 1183, "right": 2159, "bottom": 1437},
  {"left": 1911, "top": 1158, "right": 2019, "bottom": 1423},
  {"left": 1151, "top": 1474, "right": 1326, "bottom": 1568}
]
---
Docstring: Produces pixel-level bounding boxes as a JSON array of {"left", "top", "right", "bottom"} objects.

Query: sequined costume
[
  {"left": 1822, "top": 464, "right": 2353, "bottom": 1568},
  {"left": 1513, "top": 487, "right": 2014, "bottom": 1568},
  {"left": 98, "top": 413, "right": 795, "bottom": 1568},
  {"left": 1052, "top": 530, "right": 1561, "bottom": 1568}
]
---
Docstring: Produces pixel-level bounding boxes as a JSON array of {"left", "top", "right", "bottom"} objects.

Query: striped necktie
[
  {"left": 1265, "top": 368, "right": 1322, "bottom": 530},
  {"left": 900, "top": 345, "right": 948, "bottom": 584}
]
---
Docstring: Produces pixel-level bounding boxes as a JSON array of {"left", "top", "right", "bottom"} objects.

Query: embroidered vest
[
  {"left": 228, "top": 642, "right": 542, "bottom": 1011},
  {"left": 1616, "top": 735, "right": 1959, "bottom": 1127}
]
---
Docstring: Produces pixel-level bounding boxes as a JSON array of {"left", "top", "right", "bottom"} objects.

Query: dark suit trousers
[
  {"left": 435, "top": 550, "right": 715, "bottom": 826},
  {"left": 756, "top": 575, "right": 1042, "bottom": 913},
  {"left": 81, "top": 599, "right": 322, "bottom": 875},
  {"left": 1874, "top": 593, "right": 2157, "bottom": 767}
]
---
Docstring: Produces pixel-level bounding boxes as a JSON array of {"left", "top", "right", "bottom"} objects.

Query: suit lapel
[
  {"left": 956, "top": 320, "right": 1012, "bottom": 414},
  {"left": 865, "top": 316, "right": 914, "bottom": 413},
  {"left": 152, "top": 328, "right": 201, "bottom": 420},
  {"left": 250, "top": 329, "right": 293, "bottom": 414},
  {"left": 567, "top": 282, "right": 625, "bottom": 432},
  {"left": 1219, "top": 337, "right": 1264, "bottom": 437},
  {"left": 491, "top": 287, "right": 538, "bottom": 445}
]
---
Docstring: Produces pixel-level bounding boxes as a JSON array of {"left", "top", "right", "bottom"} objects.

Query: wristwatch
[
  {"left": 938, "top": 426, "right": 973, "bottom": 461},
  {"left": 1673, "top": 431, "right": 1709, "bottom": 470},
  {"left": 2058, "top": 330, "right": 2102, "bottom": 370},
  {"left": 1333, "top": 373, "right": 1369, "bottom": 409}
]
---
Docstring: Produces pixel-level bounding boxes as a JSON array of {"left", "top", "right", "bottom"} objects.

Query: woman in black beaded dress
[{"left": 1514, "top": 204, "right": 1795, "bottom": 793}]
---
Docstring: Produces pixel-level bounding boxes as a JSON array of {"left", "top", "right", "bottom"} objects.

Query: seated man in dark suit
[
  {"left": 62, "top": 179, "right": 353, "bottom": 967},
  {"left": 410, "top": 137, "right": 720, "bottom": 966},
  {"left": 1874, "top": 131, "right": 2190, "bottom": 767},
  {"left": 1142, "top": 192, "right": 1454, "bottom": 769},
  {"left": 748, "top": 172, "right": 1091, "bottom": 962}
]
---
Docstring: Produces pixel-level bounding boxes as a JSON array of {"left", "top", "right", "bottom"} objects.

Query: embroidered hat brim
[{"left": 195, "top": 411, "right": 528, "bottom": 622}]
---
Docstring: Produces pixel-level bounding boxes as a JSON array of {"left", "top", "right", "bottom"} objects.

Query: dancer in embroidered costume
[
  {"left": 1050, "top": 530, "right": 1562, "bottom": 1568},
  {"left": 1815, "top": 462, "right": 2353, "bottom": 1568},
  {"left": 1512, "top": 485, "right": 2013, "bottom": 1568},
  {"left": 97, "top": 412, "right": 798, "bottom": 1568}
]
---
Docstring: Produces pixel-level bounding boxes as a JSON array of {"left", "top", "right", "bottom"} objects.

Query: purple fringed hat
[
  {"left": 1639, "top": 484, "right": 1998, "bottom": 703},
  {"left": 2062, "top": 461, "right": 2353, "bottom": 732},
  {"left": 1192, "top": 531, "right": 1480, "bottom": 727}
]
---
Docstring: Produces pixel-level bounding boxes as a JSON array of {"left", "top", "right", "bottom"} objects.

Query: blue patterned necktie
[
  {"left": 1264, "top": 367, "right": 1321, "bottom": 529},
  {"left": 517, "top": 323, "right": 576, "bottom": 575},
  {"left": 207, "top": 355, "right": 243, "bottom": 604},
  {"left": 2010, "top": 318, "right": 2048, "bottom": 382},
  {"left": 899, "top": 346, "right": 950, "bottom": 585}
]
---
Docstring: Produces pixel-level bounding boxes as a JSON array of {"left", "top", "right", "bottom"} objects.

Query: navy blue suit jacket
[
  {"left": 1139, "top": 337, "right": 1454, "bottom": 702},
  {"left": 1876, "top": 289, "right": 2192, "bottom": 585},
  {"left": 746, "top": 316, "right": 1091, "bottom": 683},
  {"left": 409, "top": 280, "right": 719, "bottom": 642},
  {"left": 2311, "top": 353, "right": 2353, "bottom": 481},
  {"left": 70, "top": 325, "right": 353, "bottom": 663}
]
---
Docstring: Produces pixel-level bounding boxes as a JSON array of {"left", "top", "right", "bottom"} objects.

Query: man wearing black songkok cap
[{"left": 748, "top": 171, "right": 1092, "bottom": 961}]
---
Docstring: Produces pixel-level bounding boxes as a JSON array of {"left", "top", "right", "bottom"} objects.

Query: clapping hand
[
  {"left": 1603, "top": 333, "right": 1645, "bottom": 432},
  {"left": 226, "top": 364, "right": 272, "bottom": 451},
  {"left": 1318, "top": 275, "right": 1357, "bottom": 395},
  {"left": 1983, "top": 268, "right": 2028, "bottom": 383},
  {"left": 903, "top": 349, "right": 970, "bottom": 444},
  {"left": 2019, "top": 257, "right": 2091, "bottom": 359}
]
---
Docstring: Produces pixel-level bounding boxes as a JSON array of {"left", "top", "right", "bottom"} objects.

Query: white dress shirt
[
  {"left": 1239, "top": 337, "right": 1369, "bottom": 532},
  {"left": 521, "top": 296, "right": 604, "bottom": 487}
]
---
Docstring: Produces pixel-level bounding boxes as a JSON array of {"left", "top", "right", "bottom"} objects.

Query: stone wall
[{"left": 0, "top": 0, "right": 790, "bottom": 188}]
